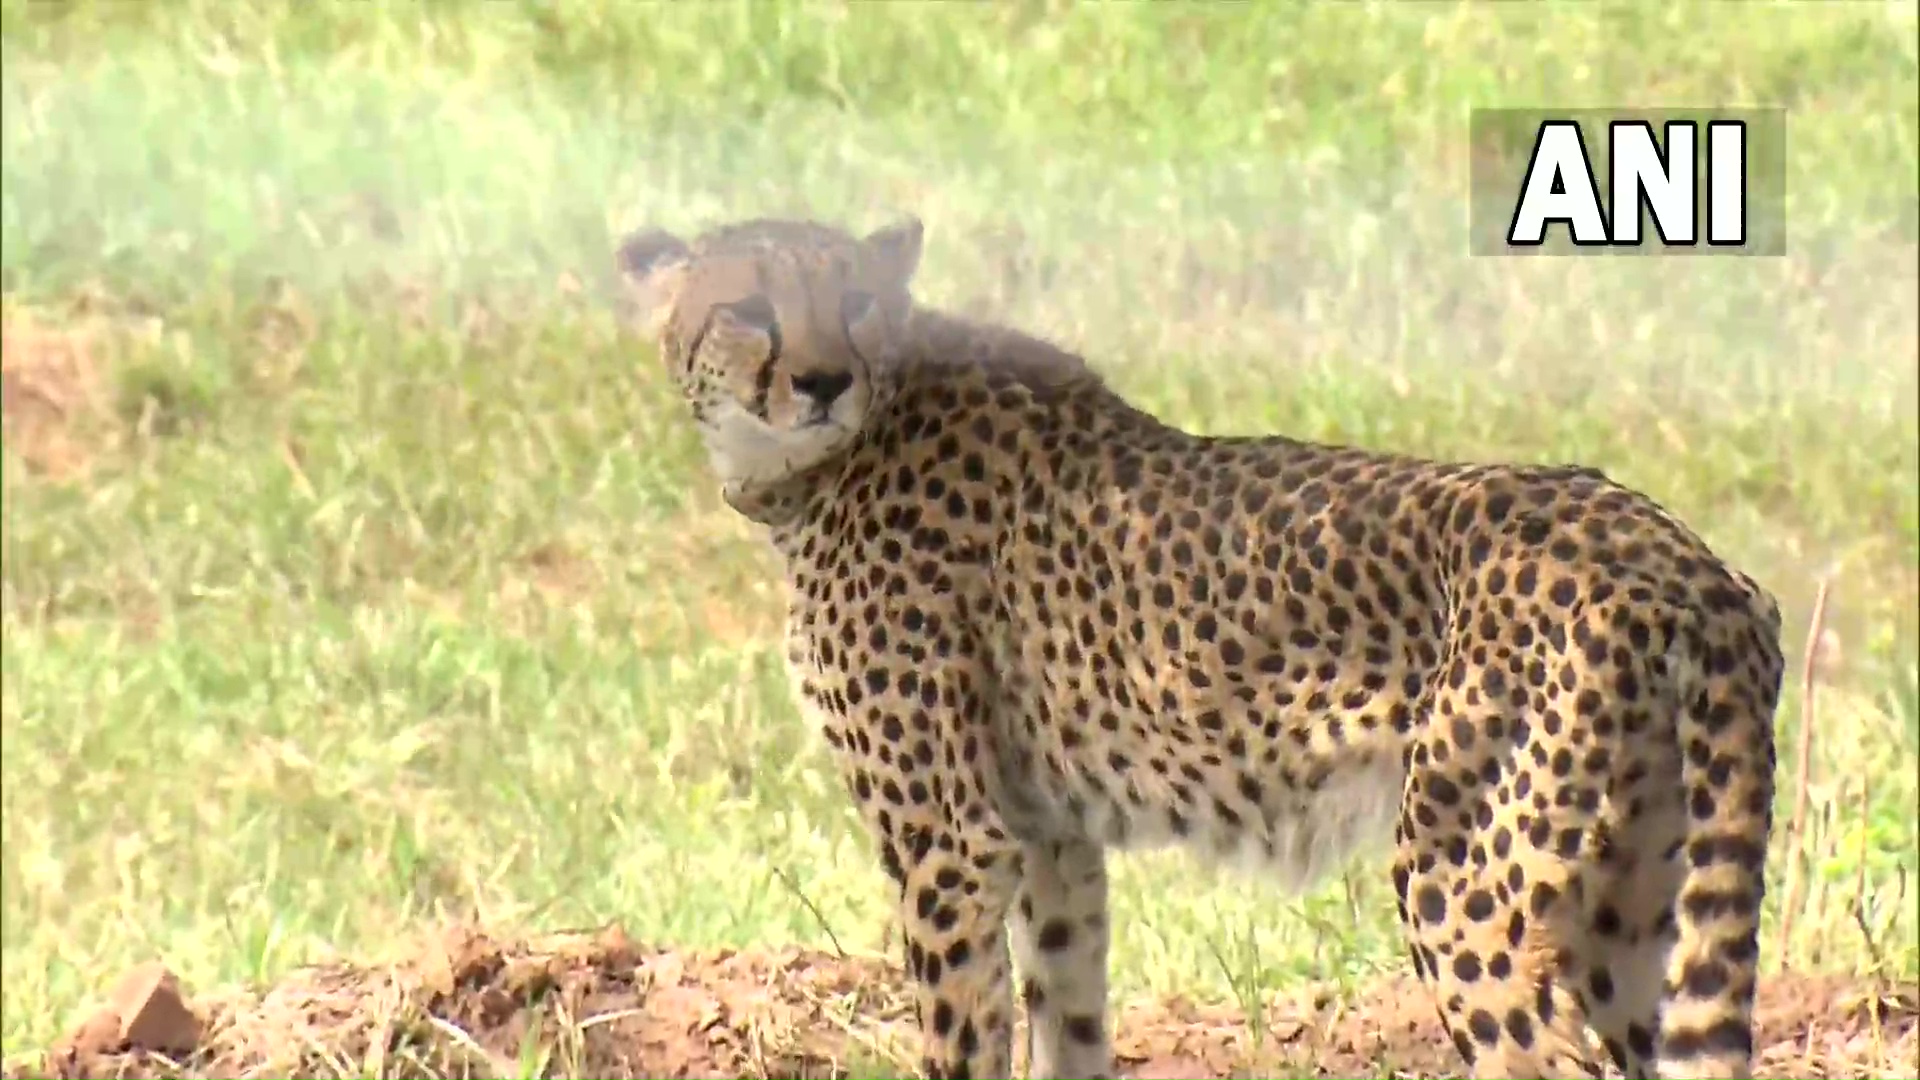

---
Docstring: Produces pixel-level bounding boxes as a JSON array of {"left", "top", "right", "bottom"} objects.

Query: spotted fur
[{"left": 616, "top": 216, "right": 1783, "bottom": 1080}]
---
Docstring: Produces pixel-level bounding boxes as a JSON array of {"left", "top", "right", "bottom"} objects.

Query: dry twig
[{"left": 1776, "top": 576, "right": 1831, "bottom": 956}]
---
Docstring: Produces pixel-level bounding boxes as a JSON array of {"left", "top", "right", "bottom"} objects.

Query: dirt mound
[{"left": 13, "top": 925, "right": 1917, "bottom": 1079}]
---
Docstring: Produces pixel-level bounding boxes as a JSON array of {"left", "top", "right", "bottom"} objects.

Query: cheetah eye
[{"left": 840, "top": 289, "right": 877, "bottom": 325}]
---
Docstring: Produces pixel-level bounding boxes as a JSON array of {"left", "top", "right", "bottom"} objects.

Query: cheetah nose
[{"left": 791, "top": 369, "right": 855, "bottom": 412}]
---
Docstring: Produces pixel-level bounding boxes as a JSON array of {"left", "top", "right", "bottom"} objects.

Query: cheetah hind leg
[
  {"left": 1575, "top": 808, "right": 1689, "bottom": 1078},
  {"left": 1395, "top": 698, "right": 1610, "bottom": 1076}
]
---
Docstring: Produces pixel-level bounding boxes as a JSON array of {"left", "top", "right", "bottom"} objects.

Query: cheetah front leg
[
  {"left": 835, "top": 656, "right": 1026, "bottom": 1079},
  {"left": 1008, "top": 837, "right": 1113, "bottom": 1079},
  {"left": 893, "top": 830, "right": 1021, "bottom": 1080}
]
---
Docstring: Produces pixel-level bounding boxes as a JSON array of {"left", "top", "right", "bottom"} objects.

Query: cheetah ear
[
  {"left": 862, "top": 216, "right": 924, "bottom": 291},
  {"left": 615, "top": 227, "right": 692, "bottom": 334},
  {"left": 616, "top": 227, "right": 691, "bottom": 285}
]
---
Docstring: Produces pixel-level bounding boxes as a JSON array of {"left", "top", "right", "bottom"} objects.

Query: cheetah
[{"left": 615, "top": 216, "right": 1784, "bottom": 1080}]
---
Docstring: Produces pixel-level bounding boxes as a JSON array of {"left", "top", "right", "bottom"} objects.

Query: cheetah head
[{"left": 616, "top": 216, "right": 925, "bottom": 500}]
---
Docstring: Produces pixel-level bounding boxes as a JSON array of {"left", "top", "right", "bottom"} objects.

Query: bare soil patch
[{"left": 12, "top": 925, "right": 1915, "bottom": 1079}]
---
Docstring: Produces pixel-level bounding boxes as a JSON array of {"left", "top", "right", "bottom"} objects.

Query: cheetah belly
[
  {"left": 987, "top": 636, "right": 1407, "bottom": 893},
  {"left": 1069, "top": 740, "right": 1404, "bottom": 892}
]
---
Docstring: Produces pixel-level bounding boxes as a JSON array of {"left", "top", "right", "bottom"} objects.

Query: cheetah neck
[{"left": 896, "top": 308, "right": 1102, "bottom": 393}]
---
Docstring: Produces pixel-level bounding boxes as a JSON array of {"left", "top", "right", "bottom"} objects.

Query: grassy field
[{"left": 3, "top": 0, "right": 1917, "bottom": 1071}]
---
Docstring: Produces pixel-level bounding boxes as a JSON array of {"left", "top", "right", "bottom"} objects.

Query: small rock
[{"left": 108, "top": 962, "right": 200, "bottom": 1055}]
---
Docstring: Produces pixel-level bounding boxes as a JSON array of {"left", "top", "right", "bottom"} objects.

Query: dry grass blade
[{"left": 1777, "top": 575, "right": 1831, "bottom": 958}]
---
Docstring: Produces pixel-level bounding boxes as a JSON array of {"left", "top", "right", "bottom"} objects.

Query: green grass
[{"left": 3, "top": 0, "right": 1917, "bottom": 1065}]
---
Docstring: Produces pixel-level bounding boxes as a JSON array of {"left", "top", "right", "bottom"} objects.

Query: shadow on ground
[{"left": 12, "top": 925, "right": 1916, "bottom": 1080}]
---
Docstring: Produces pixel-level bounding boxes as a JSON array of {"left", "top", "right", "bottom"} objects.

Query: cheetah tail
[{"left": 1655, "top": 613, "right": 1782, "bottom": 1080}]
